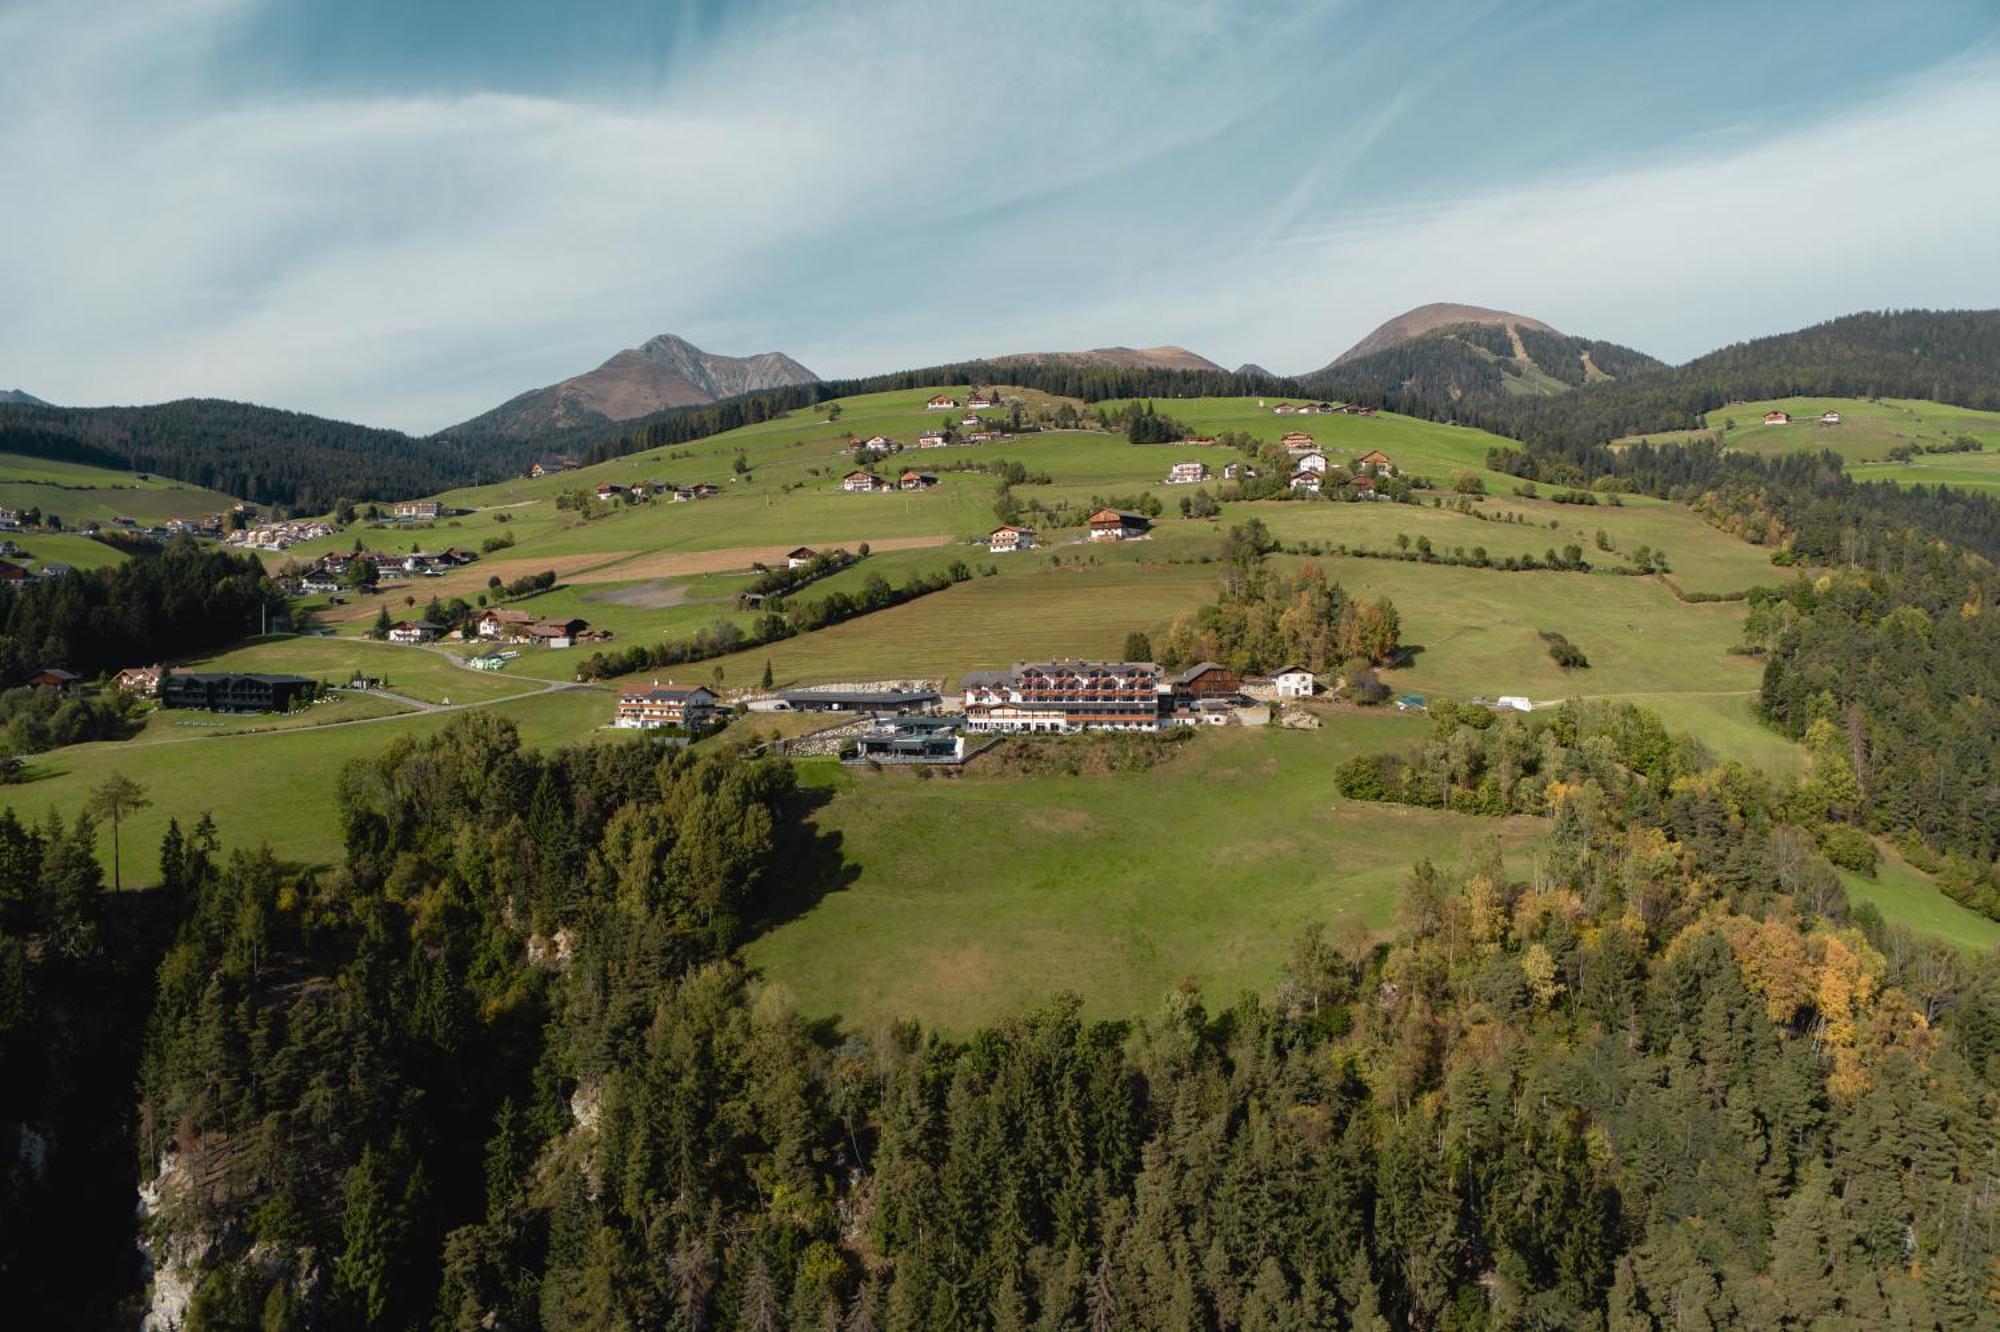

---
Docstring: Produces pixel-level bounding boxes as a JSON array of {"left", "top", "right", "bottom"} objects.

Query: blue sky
[{"left": 4, "top": 0, "right": 1998, "bottom": 431}]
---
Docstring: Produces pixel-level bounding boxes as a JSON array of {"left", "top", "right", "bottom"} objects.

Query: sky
[{"left": 4, "top": 0, "right": 1999, "bottom": 433}]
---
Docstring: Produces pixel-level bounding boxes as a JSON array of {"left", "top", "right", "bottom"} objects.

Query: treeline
[
  {"left": 0, "top": 400, "right": 522, "bottom": 509},
  {"left": 576, "top": 561, "right": 974, "bottom": 681},
  {"left": 99, "top": 709, "right": 2000, "bottom": 1328},
  {"left": 0, "top": 537, "right": 283, "bottom": 685}
]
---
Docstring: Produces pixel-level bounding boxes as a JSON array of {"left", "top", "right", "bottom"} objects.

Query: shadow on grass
[{"left": 751, "top": 785, "right": 860, "bottom": 938}]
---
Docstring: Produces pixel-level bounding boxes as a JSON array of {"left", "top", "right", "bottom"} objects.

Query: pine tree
[
  {"left": 335, "top": 1145, "right": 403, "bottom": 1326},
  {"left": 740, "top": 1252, "right": 780, "bottom": 1332}
]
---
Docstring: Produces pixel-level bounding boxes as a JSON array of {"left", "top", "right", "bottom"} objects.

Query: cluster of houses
[
  {"left": 585, "top": 479, "right": 717, "bottom": 503},
  {"left": 926, "top": 389, "right": 1004, "bottom": 412},
  {"left": 228, "top": 518, "right": 336, "bottom": 551},
  {"left": 528, "top": 457, "right": 582, "bottom": 478},
  {"left": 1266, "top": 401, "right": 1378, "bottom": 417},
  {"left": 469, "top": 606, "right": 604, "bottom": 649},
  {"left": 295, "top": 547, "right": 479, "bottom": 594},
  {"left": 842, "top": 469, "right": 937, "bottom": 493},
  {"left": 852, "top": 422, "right": 1009, "bottom": 453},
  {"left": 1761, "top": 410, "right": 1842, "bottom": 427},
  {"left": 601, "top": 653, "right": 1336, "bottom": 756},
  {"left": 27, "top": 662, "right": 319, "bottom": 714},
  {"left": 981, "top": 508, "right": 1154, "bottom": 552},
  {"left": 1159, "top": 440, "right": 1399, "bottom": 495},
  {"left": 960, "top": 659, "right": 1317, "bottom": 733},
  {"left": 383, "top": 609, "right": 602, "bottom": 650},
  {"left": 0, "top": 557, "right": 74, "bottom": 586},
  {"left": 1281, "top": 437, "right": 1398, "bottom": 497}
]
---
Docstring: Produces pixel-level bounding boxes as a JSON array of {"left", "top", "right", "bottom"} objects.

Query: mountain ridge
[{"left": 447, "top": 333, "right": 819, "bottom": 440}]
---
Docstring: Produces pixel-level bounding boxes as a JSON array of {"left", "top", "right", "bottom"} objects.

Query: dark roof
[
  {"left": 777, "top": 688, "right": 940, "bottom": 708},
  {"left": 625, "top": 685, "right": 714, "bottom": 702},
  {"left": 1171, "top": 661, "right": 1231, "bottom": 686},
  {"left": 32, "top": 667, "right": 81, "bottom": 681},
  {"left": 169, "top": 672, "right": 315, "bottom": 685}
]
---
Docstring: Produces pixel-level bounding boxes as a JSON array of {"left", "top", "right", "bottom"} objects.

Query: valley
[{"left": 11, "top": 373, "right": 2000, "bottom": 1037}]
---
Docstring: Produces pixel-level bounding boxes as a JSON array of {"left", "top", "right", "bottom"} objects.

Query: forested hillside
[
  {"left": 1304, "top": 322, "right": 1662, "bottom": 410},
  {"left": 1467, "top": 310, "right": 2000, "bottom": 457},
  {"left": 0, "top": 707, "right": 1972, "bottom": 1327},
  {"left": 0, "top": 538, "right": 283, "bottom": 685},
  {"left": 0, "top": 400, "right": 522, "bottom": 509}
]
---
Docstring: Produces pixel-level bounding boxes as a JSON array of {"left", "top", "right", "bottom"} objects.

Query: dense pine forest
[
  {"left": 0, "top": 538, "right": 284, "bottom": 687},
  {"left": 0, "top": 702, "right": 1990, "bottom": 1329},
  {"left": 0, "top": 401, "right": 524, "bottom": 509}
]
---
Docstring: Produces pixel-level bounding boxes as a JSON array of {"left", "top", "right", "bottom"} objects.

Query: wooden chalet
[
  {"left": 614, "top": 683, "right": 719, "bottom": 731},
  {"left": 1087, "top": 508, "right": 1151, "bottom": 542},
  {"left": 988, "top": 524, "right": 1035, "bottom": 553}
]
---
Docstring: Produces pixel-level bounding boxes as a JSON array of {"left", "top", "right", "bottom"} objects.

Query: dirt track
[{"left": 568, "top": 535, "right": 953, "bottom": 583}]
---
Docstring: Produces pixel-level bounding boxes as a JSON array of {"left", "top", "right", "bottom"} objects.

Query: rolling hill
[
  {"left": 0, "top": 389, "right": 49, "bottom": 406},
  {"left": 993, "top": 345, "right": 1227, "bottom": 373},
  {"left": 1327, "top": 301, "right": 1560, "bottom": 365},
  {"left": 0, "top": 397, "right": 521, "bottom": 510},
  {"left": 1306, "top": 304, "right": 1664, "bottom": 411},
  {"left": 447, "top": 332, "right": 819, "bottom": 439}
]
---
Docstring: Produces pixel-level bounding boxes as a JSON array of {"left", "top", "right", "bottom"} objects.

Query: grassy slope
[
  {"left": 190, "top": 636, "right": 539, "bottom": 706},
  {"left": 7, "top": 387, "right": 1994, "bottom": 1019},
  {"left": 0, "top": 451, "right": 240, "bottom": 525},
  {"left": 1694, "top": 397, "right": 2000, "bottom": 496},
  {"left": 1, "top": 531, "right": 132, "bottom": 572},
  {"left": 1842, "top": 845, "right": 2000, "bottom": 954},
  {"left": 1, "top": 687, "right": 611, "bottom": 882},
  {"left": 747, "top": 718, "right": 1542, "bottom": 1033}
]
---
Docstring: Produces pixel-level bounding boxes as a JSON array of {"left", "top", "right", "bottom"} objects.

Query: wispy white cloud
[
  {"left": 1228, "top": 53, "right": 2000, "bottom": 369},
  {"left": 2, "top": 0, "right": 1347, "bottom": 428},
  {"left": 3, "top": 0, "right": 1996, "bottom": 428}
]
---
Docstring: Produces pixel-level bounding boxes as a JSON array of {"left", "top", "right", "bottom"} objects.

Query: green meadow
[
  {"left": 746, "top": 718, "right": 1537, "bottom": 1033},
  {"left": 2, "top": 686, "right": 613, "bottom": 882},
  {"left": 0, "top": 452, "right": 238, "bottom": 526},
  {"left": 1, "top": 530, "right": 132, "bottom": 572},
  {"left": 1693, "top": 396, "right": 2000, "bottom": 496},
  {"left": 6, "top": 385, "right": 1996, "bottom": 1024}
]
